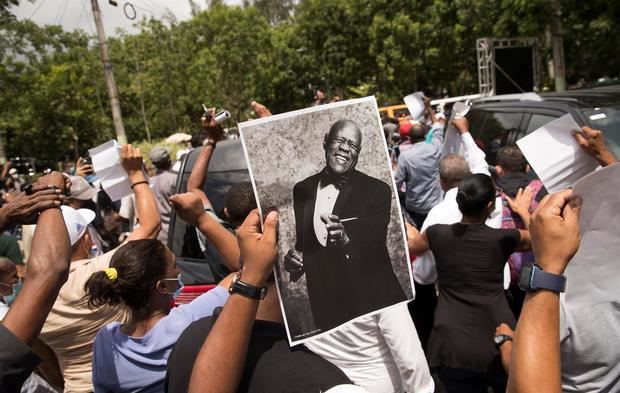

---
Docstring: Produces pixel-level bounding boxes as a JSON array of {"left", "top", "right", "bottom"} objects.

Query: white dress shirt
[
  {"left": 313, "top": 183, "right": 340, "bottom": 247},
  {"left": 414, "top": 131, "right": 511, "bottom": 289},
  {"left": 306, "top": 303, "right": 434, "bottom": 393}
]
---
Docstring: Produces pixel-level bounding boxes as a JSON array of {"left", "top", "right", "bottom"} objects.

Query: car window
[
  {"left": 584, "top": 106, "right": 620, "bottom": 160},
  {"left": 467, "top": 110, "right": 486, "bottom": 134},
  {"left": 526, "top": 114, "right": 558, "bottom": 133},
  {"left": 476, "top": 111, "right": 523, "bottom": 164}
]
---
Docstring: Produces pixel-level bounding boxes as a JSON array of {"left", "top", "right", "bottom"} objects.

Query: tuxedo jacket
[{"left": 292, "top": 169, "right": 407, "bottom": 332}]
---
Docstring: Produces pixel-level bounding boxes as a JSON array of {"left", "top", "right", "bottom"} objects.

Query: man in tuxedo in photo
[{"left": 284, "top": 119, "right": 407, "bottom": 332}]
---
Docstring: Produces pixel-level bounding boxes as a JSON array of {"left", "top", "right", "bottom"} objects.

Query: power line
[
  {"left": 28, "top": 0, "right": 47, "bottom": 20},
  {"left": 57, "top": 0, "right": 71, "bottom": 26},
  {"left": 80, "top": 0, "right": 97, "bottom": 35}
]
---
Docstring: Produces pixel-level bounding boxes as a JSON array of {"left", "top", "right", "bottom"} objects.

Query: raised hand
[
  {"left": 251, "top": 101, "right": 272, "bottom": 118},
  {"left": 236, "top": 209, "right": 278, "bottom": 286},
  {"left": 121, "top": 144, "right": 144, "bottom": 182},
  {"left": 529, "top": 189, "right": 582, "bottom": 275},
  {"left": 572, "top": 126, "right": 617, "bottom": 167},
  {"left": 0, "top": 172, "right": 66, "bottom": 230},
  {"left": 169, "top": 192, "right": 205, "bottom": 226},
  {"left": 506, "top": 187, "right": 533, "bottom": 218},
  {"left": 201, "top": 107, "right": 225, "bottom": 142}
]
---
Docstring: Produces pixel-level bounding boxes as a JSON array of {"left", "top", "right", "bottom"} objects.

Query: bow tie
[{"left": 320, "top": 169, "right": 350, "bottom": 189}]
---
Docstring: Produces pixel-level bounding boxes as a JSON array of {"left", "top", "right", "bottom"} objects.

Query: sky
[{"left": 9, "top": 0, "right": 242, "bottom": 36}]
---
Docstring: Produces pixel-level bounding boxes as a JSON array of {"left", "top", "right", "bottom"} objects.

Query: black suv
[
  {"left": 168, "top": 139, "right": 250, "bottom": 288},
  {"left": 468, "top": 85, "right": 620, "bottom": 165}
]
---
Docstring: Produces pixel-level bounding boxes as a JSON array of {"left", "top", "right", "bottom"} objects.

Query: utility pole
[
  {"left": 550, "top": 0, "right": 566, "bottom": 92},
  {"left": 91, "top": 0, "right": 128, "bottom": 144}
]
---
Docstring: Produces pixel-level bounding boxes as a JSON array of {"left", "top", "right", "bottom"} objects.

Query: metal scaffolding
[{"left": 476, "top": 37, "right": 540, "bottom": 97}]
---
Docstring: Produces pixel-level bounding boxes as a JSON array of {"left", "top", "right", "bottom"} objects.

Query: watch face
[{"left": 519, "top": 263, "right": 534, "bottom": 291}]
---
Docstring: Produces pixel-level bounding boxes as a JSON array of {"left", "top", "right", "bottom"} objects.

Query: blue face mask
[
  {"left": 172, "top": 276, "right": 185, "bottom": 300},
  {"left": 163, "top": 274, "right": 184, "bottom": 300},
  {"left": 4, "top": 279, "right": 22, "bottom": 306}
]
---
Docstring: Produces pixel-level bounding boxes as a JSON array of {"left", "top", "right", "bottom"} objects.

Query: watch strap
[
  {"left": 531, "top": 266, "right": 566, "bottom": 293},
  {"left": 495, "top": 334, "right": 513, "bottom": 348},
  {"left": 229, "top": 277, "right": 267, "bottom": 300}
]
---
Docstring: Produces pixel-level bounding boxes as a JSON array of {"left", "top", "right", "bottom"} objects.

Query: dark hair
[
  {"left": 409, "top": 123, "right": 430, "bottom": 142},
  {"left": 225, "top": 182, "right": 257, "bottom": 227},
  {"left": 496, "top": 145, "right": 528, "bottom": 173},
  {"left": 84, "top": 239, "right": 168, "bottom": 312},
  {"left": 456, "top": 174, "right": 496, "bottom": 216}
]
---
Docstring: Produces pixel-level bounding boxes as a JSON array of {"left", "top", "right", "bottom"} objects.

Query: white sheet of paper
[
  {"left": 559, "top": 163, "right": 620, "bottom": 388},
  {"left": 403, "top": 91, "right": 425, "bottom": 120},
  {"left": 88, "top": 140, "right": 133, "bottom": 201},
  {"left": 516, "top": 114, "right": 600, "bottom": 193},
  {"left": 564, "top": 163, "right": 620, "bottom": 306},
  {"left": 89, "top": 140, "right": 121, "bottom": 172}
]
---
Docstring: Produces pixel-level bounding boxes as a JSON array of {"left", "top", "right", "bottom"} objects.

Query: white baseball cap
[{"left": 61, "top": 206, "right": 96, "bottom": 246}]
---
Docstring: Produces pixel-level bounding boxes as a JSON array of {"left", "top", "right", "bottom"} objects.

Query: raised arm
[
  {"left": 187, "top": 108, "right": 225, "bottom": 207},
  {"left": 573, "top": 126, "right": 618, "bottom": 167},
  {"left": 507, "top": 190, "right": 582, "bottom": 393},
  {"left": 2, "top": 172, "right": 71, "bottom": 346},
  {"left": 452, "top": 117, "right": 490, "bottom": 176},
  {"left": 124, "top": 144, "right": 161, "bottom": 242},
  {"left": 188, "top": 209, "right": 278, "bottom": 393},
  {"left": 170, "top": 192, "right": 241, "bottom": 271},
  {"left": 507, "top": 187, "right": 533, "bottom": 251}
]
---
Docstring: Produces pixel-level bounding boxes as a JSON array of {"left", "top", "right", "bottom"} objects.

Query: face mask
[
  {"left": 3, "top": 279, "right": 22, "bottom": 305},
  {"left": 172, "top": 276, "right": 185, "bottom": 300},
  {"left": 162, "top": 274, "right": 184, "bottom": 300}
]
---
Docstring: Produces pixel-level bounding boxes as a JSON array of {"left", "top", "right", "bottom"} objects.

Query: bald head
[
  {"left": 327, "top": 119, "right": 363, "bottom": 146},
  {"left": 324, "top": 119, "right": 362, "bottom": 175},
  {"left": 439, "top": 154, "right": 471, "bottom": 191}
]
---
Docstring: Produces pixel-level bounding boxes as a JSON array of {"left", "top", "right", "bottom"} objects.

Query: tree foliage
[{"left": 0, "top": 0, "right": 618, "bottom": 162}]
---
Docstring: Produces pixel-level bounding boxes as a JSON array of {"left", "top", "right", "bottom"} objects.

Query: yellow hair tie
[{"left": 104, "top": 268, "right": 118, "bottom": 282}]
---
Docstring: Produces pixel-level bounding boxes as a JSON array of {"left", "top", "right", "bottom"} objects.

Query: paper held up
[
  {"left": 516, "top": 114, "right": 600, "bottom": 193},
  {"left": 88, "top": 140, "right": 134, "bottom": 201},
  {"left": 564, "top": 163, "right": 620, "bottom": 307},
  {"left": 441, "top": 101, "right": 472, "bottom": 157},
  {"left": 403, "top": 91, "right": 425, "bottom": 121}
]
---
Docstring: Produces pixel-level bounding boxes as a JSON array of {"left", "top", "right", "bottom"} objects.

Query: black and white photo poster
[{"left": 239, "top": 97, "right": 414, "bottom": 345}]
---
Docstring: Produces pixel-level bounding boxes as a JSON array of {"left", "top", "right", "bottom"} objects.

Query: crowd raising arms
[{"left": 0, "top": 97, "right": 617, "bottom": 393}]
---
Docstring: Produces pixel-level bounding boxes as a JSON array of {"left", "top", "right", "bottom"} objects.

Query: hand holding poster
[
  {"left": 516, "top": 114, "right": 600, "bottom": 192},
  {"left": 238, "top": 97, "right": 414, "bottom": 345}
]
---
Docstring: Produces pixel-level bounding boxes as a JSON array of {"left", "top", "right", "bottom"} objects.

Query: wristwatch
[
  {"left": 518, "top": 263, "right": 567, "bottom": 293},
  {"left": 494, "top": 334, "right": 513, "bottom": 348},
  {"left": 228, "top": 270, "right": 267, "bottom": 300}
]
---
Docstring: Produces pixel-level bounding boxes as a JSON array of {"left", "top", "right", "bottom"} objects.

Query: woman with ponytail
[
  {"left": 84, "top": 238, "right": 230, "bottom": 393},
  {"left": 408, "top": 173, "right": 531, "bottom": 393}
]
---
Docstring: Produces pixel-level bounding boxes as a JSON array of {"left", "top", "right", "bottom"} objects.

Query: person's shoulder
[{"left": 95, "top": 321, "right": 122, "bottom": 343}]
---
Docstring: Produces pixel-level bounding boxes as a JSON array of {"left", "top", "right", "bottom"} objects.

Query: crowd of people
[{"left": 0, "top": 98, "right": 617, "bottom": 393}]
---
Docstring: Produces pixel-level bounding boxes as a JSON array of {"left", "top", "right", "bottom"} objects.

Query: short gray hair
[{"left": 439, "top": 154, "right": 471, "bottom": 189}]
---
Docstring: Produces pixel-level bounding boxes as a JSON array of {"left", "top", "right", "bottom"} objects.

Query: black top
[
  {"left": 165, "top": 311, "right": 351, "bottom": 393},
  {"left": 426, "top": 223, "right": 519, "bottom": 373},
  {"left": 0, "top": 324, "right": 41, "bottom": 393}
]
